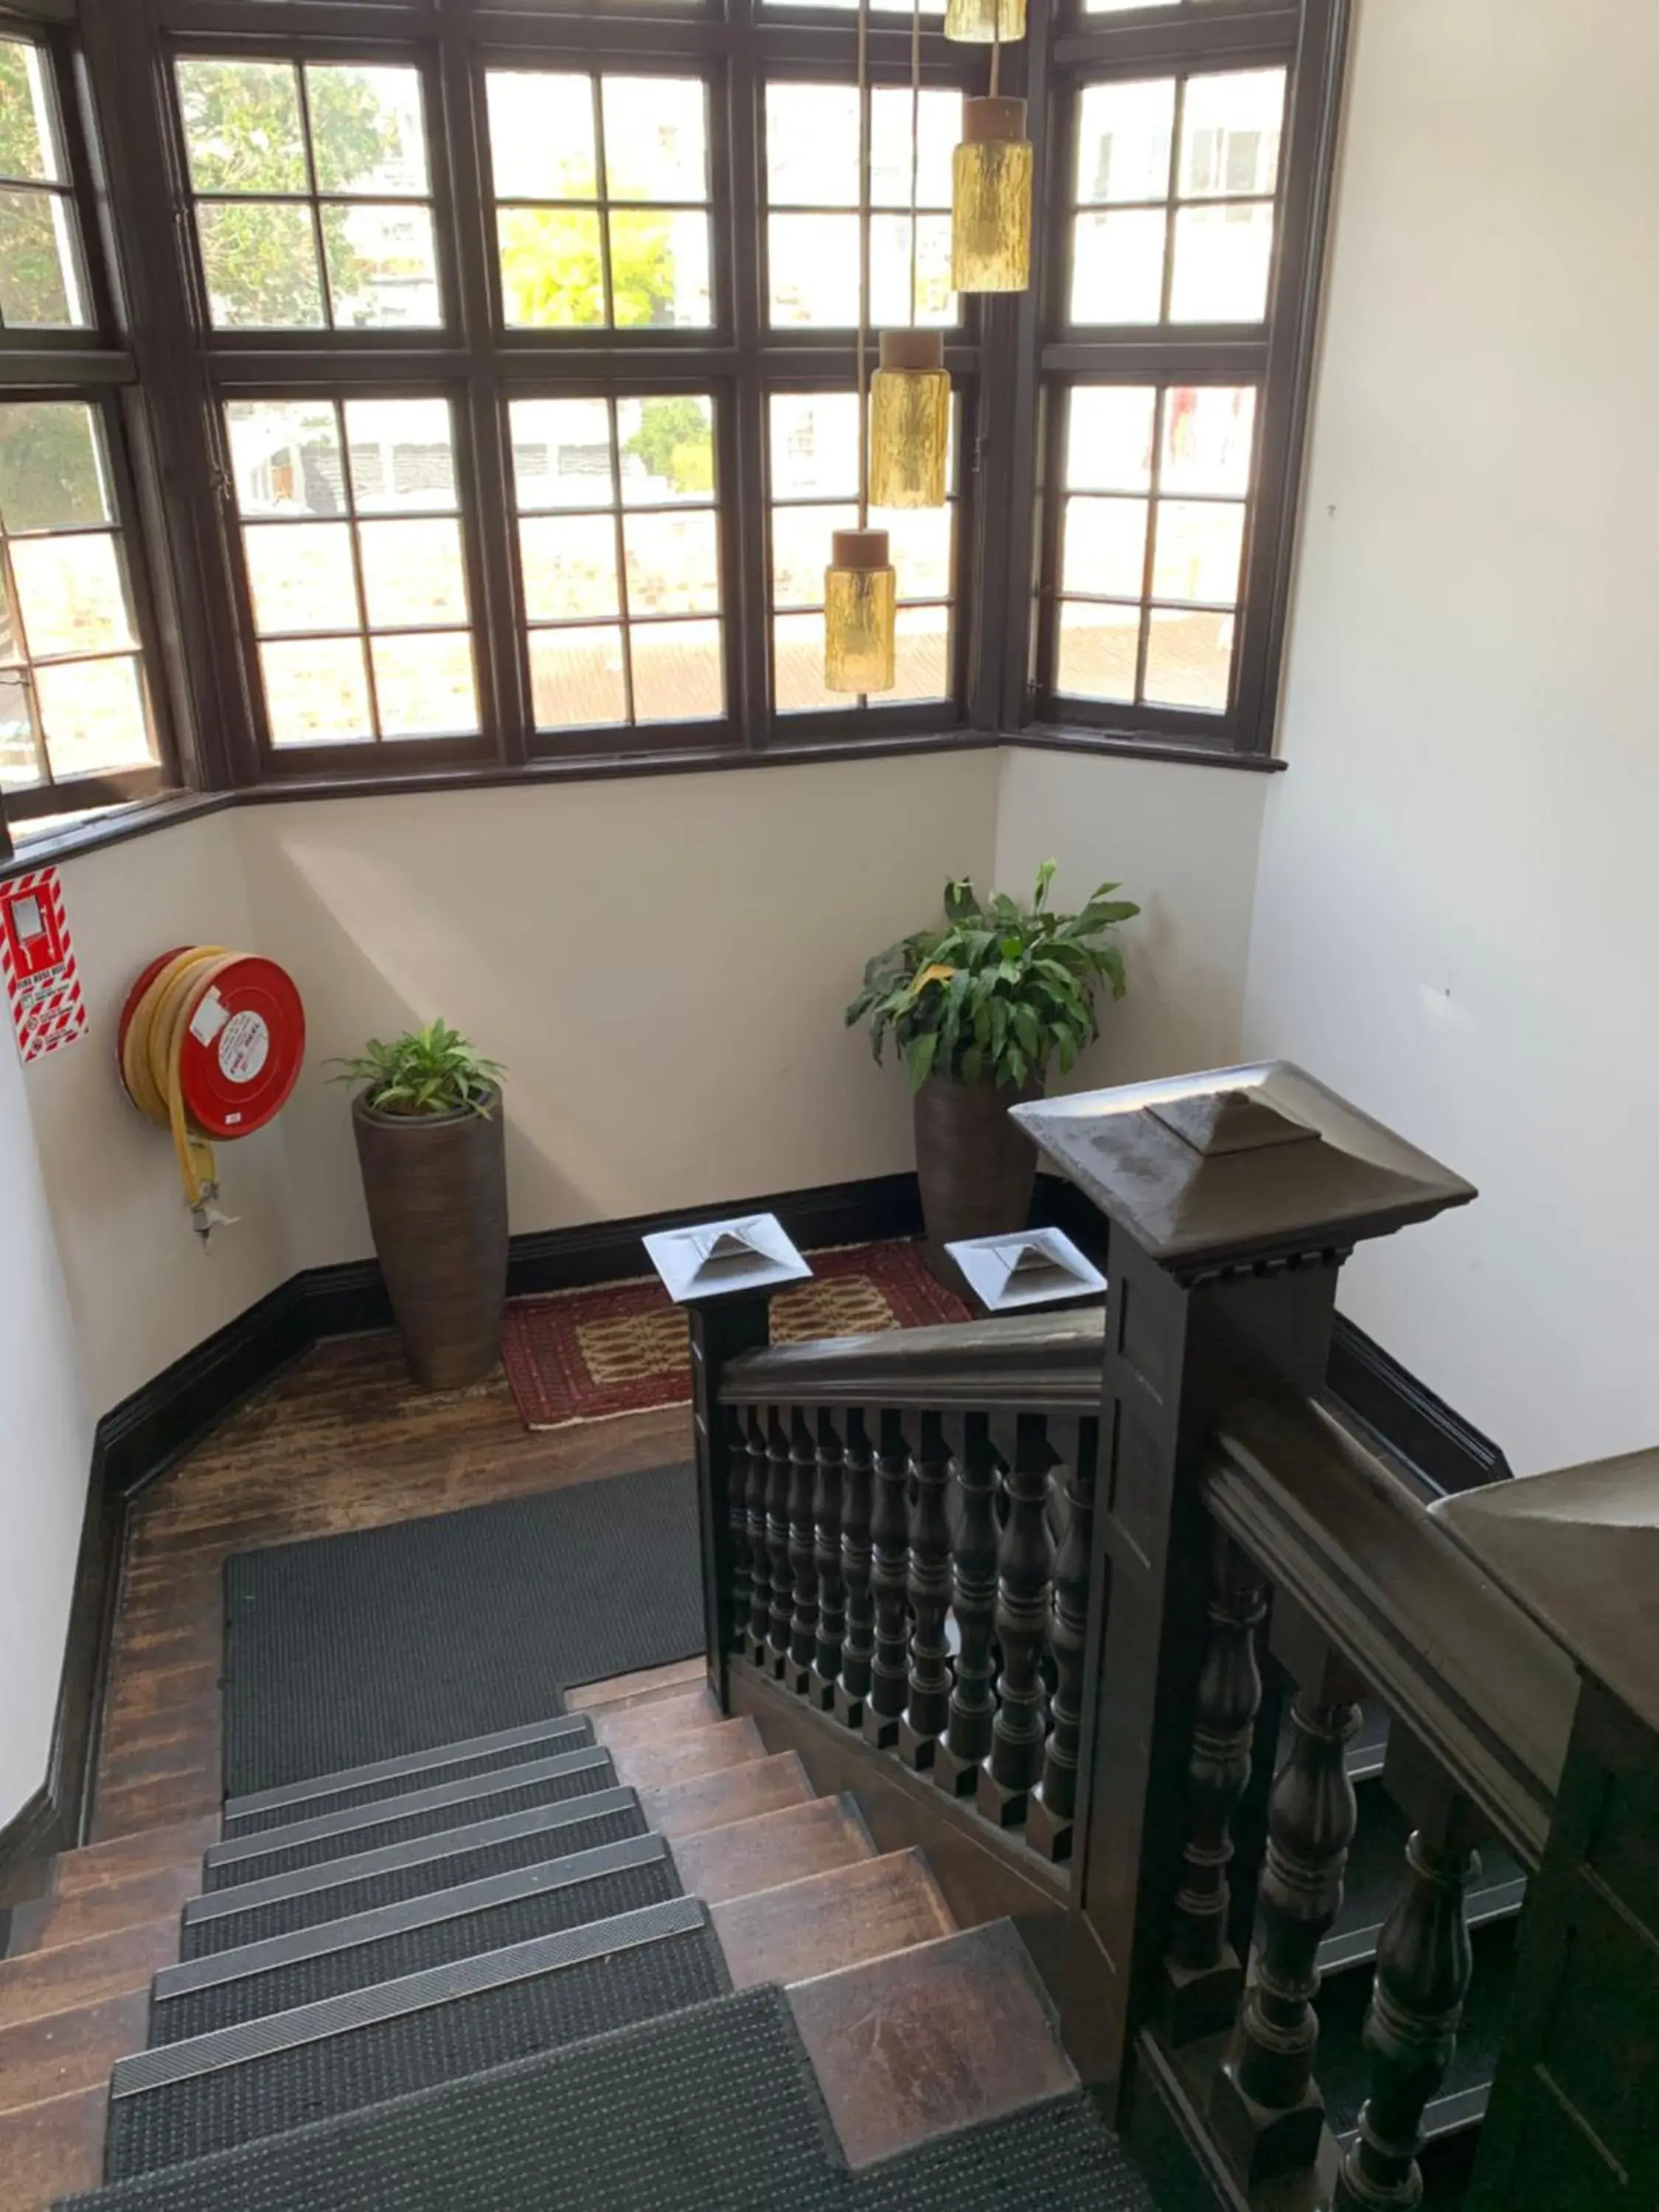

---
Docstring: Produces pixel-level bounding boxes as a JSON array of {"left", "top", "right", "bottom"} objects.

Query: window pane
[
  {"left": 1062, "top": 497, "right": 1149, "bottom": 600},
  {"left": 622, "top": 509, "right": 719, "bottom": 615},
  {"left": 197, "top": 201, "right": 324, "bottom": 329},
  {"left": 871, "top": 214, "right": 955, "bottom": 327},
  {"left": 1143, "top": 606, "right": 1234, "bottom": 709},
  {"left": 520, "top": 515, "right": 620, "bottom": 622},
  {"left": 1169, "top": 203, "right": 1275, "bottom": 321},
  {"left": 510, "top": 399, "right": 616, "bottom": 510},
  {"left": 769, "top": 212, "right": 859, "bottom": 327},
  {"left": 529, "top": 624, "right": 626, "bottom": 728},
  {"left": 767, "top": 86, "right": 858, "bottom": 206},
  {"left": 872, "top": 88, "right": 960, "bottom": 209},
  {"left": 0, "top": 190, "right": 84, "bottom": 327},
  {"left": 1057, "top": 602, "right": 1138, "bottom": 702},
  {"left": 308, "top": 65, "right": 428, "bottom": 198},
  {"left": 0, "top": 669, "right": 36, "bottom": 786},
  {"left": 619, "top": 397, "right": 714, "bottom": 504},
  {"left": 498, "top": 206, "right": 605, "bottom": 328},
  {"left": 261, "top": 636, "right": 372, "bottom": 745},
  {"left": 359, "top": 518, "right": 467, "bottom": 629},
  {"left": 0, "top": 41, "right": 60, "bottom": 183},
  {"left": 1151, "top": 500, "right": 1245, "bottom": 605},
  {"left": 9, "top": 532, "right": 136, "bottom": 658},
  {"left": 891, "top": 605, "right": 950, "bottom": 702},
  {"left": 372, "top": 632, "right": 479, "bottom": 737},
  {"left": 1077, "top": 80, "right": 1175, "bottom": 205},
  {"left": 226, "top": 401, "right": 345, "bottom": 518},
  {"left": 34, "top": 657, "right": 153, "bottom": 778},
  {"left": 771, "top": 504, "right": 856, "bottom": 611},
  {"left": 1071, "top": 208, "right": 1166, "bottom": 324},
  {"left": 610, "top": 209, "right": 711, "bottom": 330},
  {"left": 345, "top": 399, "right": 457, "bottom": 515},
  {"left": 177, "top": 60, "right": 307, "bottom": 195},
  {"left": 1065, "top": 388, "right": 1156, "bottom": 493},
  {"left": 882, "top": 507, "right": 953, "bottom": 603},
  {"left": 631, "top": 619, "right": 722, "bottom": 722},
  {"left": 773, "top": 612, "right": 837, "bottom": 713},
  {"left": 0, "top": 403, "right": 112, "bottom": 532},
  {"left": 321, "top": 203, "right": 440, "bottom": 329},
  {"left": 243, "top": 521, "right": 357, "bottom": 636},
  {"left": 1178, "top": 69, "right": 1285, "bottom": 199},
  {"left": 771, "top": 394, "right": 858, "bottom": 498},
  {"left": 487, "top": 73, "right": 597, "bottom": 201},
  {"left": 602, "top": 78, "right": 708, "bottom": 204},
  {"left": 1161, "top": 386, "right": 1256, "bottom": 495}
]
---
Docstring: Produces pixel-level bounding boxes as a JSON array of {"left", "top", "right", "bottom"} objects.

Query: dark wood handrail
[
  {"left": 719, "top": 1307, "right": 1107, "bottom": 1413},
  {"left": 1203, "top": 1386, "right": 1579, "bottom": 1867}
]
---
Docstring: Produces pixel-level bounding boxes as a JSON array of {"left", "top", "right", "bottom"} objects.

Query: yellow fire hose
[{"left": 119, "top": 946, "right": 242, "bottom": 1237}]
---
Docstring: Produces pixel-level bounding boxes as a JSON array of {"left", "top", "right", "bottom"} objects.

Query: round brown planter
[
  {"left": 913, "top": 1069, "right": 1045, "bottom": 1267},
  {"left": 352, "top": 1085, "right": 508, "bottom": 1390}
]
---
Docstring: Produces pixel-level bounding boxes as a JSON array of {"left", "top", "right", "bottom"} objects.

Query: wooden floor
[{"left": 0, "top": 1332, "right": 692, "bottom": 2212}]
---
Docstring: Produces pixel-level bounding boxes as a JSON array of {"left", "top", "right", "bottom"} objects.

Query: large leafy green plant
[
  {"left": 332, "top": 1020, "right": 504, "bottom": 1118},
  {"left": 846, "top": 863, "right": 1139, "bottom": 1094}
]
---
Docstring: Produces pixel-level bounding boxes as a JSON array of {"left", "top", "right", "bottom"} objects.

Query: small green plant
[
  {"left": 331, "top": 1020, "right": 504, "bottom": 1119},
  {"left": 846, "top": 862, "right": 1139, "bottom": 1094}
]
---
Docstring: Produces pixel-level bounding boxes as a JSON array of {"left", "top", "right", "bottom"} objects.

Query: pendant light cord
[
  {"left": 858, "top": 0, "right": 872, "bottom": 529},
  {"left": 909, "top": 0, "right": 921, "bottom": 327}
]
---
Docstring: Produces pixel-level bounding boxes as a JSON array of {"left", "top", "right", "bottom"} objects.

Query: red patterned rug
[{"left": 501, "top": 1239, "right": 970, "bottom": 1430}]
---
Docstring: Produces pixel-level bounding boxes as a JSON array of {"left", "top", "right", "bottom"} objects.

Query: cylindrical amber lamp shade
[
  {"left": 824, "top": 528, "right": 897, "bottom": 694},
  {"left": 869, "top": 331, "right": 951, "bottom": 511},
  {"left": 952, "top": 98, "right": 1033, "bottom": 293},
  {"left": 944, "top": 0, "right": 1027, "bottom": 42}
]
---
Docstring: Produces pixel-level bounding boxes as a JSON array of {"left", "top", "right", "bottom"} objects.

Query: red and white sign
[{"left": 1, "top": 867, "right": 88, "bottom": 1064}]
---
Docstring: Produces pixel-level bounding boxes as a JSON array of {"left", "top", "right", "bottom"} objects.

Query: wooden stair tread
[
  {"left": 566, "top": 1660, "right": 706, "bottom": 1713},
  {"left": 787, "top": 1921, "right": 1078, "bottom": 2168},
  {"left": 0, "top": 1989, "right": 150, "bottom": 2116},
  {"left": 638, "top": 1752, "right": 815, "bottom": 1837},
  {"left": 0, "top": 2083, "right": 108, "bottom": 2211},
  {"left": 6, "top": 1863, "right": 201, "bottom": 1959},
  {"left": 0, "top": 1919, "right": 178, "bottom": 2034},
  {"left": 608, "top": 1716, "right": 767, "bottom": 1790},
  {"left": 46, "top": 1818, "right": 216, "bottom": 1900},
  {"left": 669, "top": 1795, "right": 875, "bottom": 1907},
  {"left": 588, "top": 1687, "right": 723, "bottom": 1751},
  {"left": 712, "top": 1848, "right": 956, "bottom": 1991}
]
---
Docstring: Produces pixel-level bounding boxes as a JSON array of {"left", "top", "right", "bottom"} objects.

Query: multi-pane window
[
  {"left": 768, "top": 392, "right": 956, "bottom": 713},
  {"left": 764, "top": 85, "right": 962, "bottom": 330},
  {"left": 175, "top": 60, "right": 440, "bottom": 332},
  {"left": 1054, "top": 384, "right": 1255, "bottom": 714},
  {"left": 0, "top": 403, "right": 157, "bottom": 796},
  {"left": 224, "top": 397, "right": 479, "bottom": 747},
  {"left": 509, "top": 394, "right": 723, "bottom": 733},
  {"left": 1069, "top": 68, "right": 1286, "bottom": 327},
  {"left": 0, "top": 36, "right": 88, "bottom": 331},
  {"left": 485, "top": 72, "right": 712, "bottom": 333}
]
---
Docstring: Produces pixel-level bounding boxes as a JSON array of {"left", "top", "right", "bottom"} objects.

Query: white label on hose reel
[
  {"left": 218, "top": 1009, "right": 270, "bottom": 1085},
  {"left": 189, "top": 988, "right": 229, "bottom": 1046}
]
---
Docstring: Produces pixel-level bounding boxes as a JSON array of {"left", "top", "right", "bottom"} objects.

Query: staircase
[{"left": 1, "top": 1661, "right": 1152, "bottom": 2208}]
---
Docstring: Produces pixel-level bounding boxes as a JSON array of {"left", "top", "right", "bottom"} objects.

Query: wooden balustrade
[
  {"left": 934, "top": 1412, "right": 1000, "bottom": 1796},
  {"left": 808, "top": 1411, "right": 846, "bottom": 1710},
  {"left": 833, "top": 1409, "right": 875, "bottom": 1729},
  {"left": 863, "top": 1409, "right": 912, "bottom": 1752}
]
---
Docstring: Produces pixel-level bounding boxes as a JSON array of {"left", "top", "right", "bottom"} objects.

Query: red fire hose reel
[{"left": 118, "top": 947, "right": 305, "bottom": 1240}]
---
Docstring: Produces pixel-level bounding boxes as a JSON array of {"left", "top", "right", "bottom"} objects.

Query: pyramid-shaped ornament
[
  {"left": 947, "top": 1226, "right": 1107, "bottom": 1312},
  {"left": 643, "top": 1213, "right": 813, "bottom": 1305}
]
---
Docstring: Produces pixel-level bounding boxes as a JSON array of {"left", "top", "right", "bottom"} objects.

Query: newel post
[
  {"left": 1011, "top": 1065, "right": 1476, "bottom": 2112},
  {"left": 646, "top": 1215, "right": 813, "bottom": 1711}
]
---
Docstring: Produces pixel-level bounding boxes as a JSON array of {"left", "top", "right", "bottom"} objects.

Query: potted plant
[
  {"left": 333, "top": 1020, "right": 508, "bottom": 1391},
  {"left": 846, "top": 863, "right": 1139, "bottom": 1263}
]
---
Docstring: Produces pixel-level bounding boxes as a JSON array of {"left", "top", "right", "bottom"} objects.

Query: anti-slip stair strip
[
  {"left": 115, "top": 1896, "right": 712, "bottom": 2098},
  {"left": 158, "top": 1835, "right": 672, "bottom": 1999},
  {"left": 205, "top": 1747, "right": 614, "bottom": 1872},
  {"left": 221, "top": 1716, "right": 594, "bottom": 1837}
]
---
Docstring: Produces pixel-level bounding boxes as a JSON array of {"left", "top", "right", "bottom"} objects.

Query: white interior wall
[{"left": 1243, "top": 0, "right": 1659, "bottom": 1474}]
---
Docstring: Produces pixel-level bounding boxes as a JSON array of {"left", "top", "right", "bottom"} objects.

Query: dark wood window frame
[{"left": 0, "top": 0, "right": 1349, "bottom": 869}]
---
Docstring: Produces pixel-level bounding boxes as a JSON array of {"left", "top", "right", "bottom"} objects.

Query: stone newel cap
[
  {"left": 1012, "top": 1062, "right": 1476, "bottom": 1276},
  {"left": 644, "top": 1213, "right": 813, "bottom": 1304}
]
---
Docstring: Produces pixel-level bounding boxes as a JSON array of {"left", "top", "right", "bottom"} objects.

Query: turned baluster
[
  {"left": 1212, "top": 1639, "right": 1363, "bottom": 2185},
  {"left": 862, "top": 1408, "right": 911, "bottom": 1750},
  {"left": 934, "top": 1413, "right": 1001, "bottom": 1796},
  {"left": 1335, "top": 1737, "right": 1484, "bottom": 2212},
  {"left": 1162, "top": 1531, "right": 1268, "bottom": 2041},
  {"left": 726, "top": 1407, "right": 752, "bottom": 1651},
  {"left": 1029, "top": 1417, "right": 1102, "bottom": 1862},
  {"left": 807, "top": 1411, "right": 846, "bottom": 1710},
  {"left": 785, "top": 1409, "right": 819, "bottom": 1693},
  {"left": 899, "top": 1411, "right": 953, "bottom": 1770},
  {"left": 765, "top": 1410, "right": 793, "bottom": 1678},
  {"left": 833, "top": 1410, "right": 875, "bottom": 1729},
  {"left": 744, "top": 1412, "right": 772, "bottom": 1663},
  {"left": 976, "top": 1413, "right": 1057, "bottom": 1827}
]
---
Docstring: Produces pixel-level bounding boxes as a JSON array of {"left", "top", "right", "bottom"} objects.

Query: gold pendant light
[
  {"left": 953, "top": 95, "right": 1032, "bottom": 293},
  {"left": 945, "top": 0, "right": 1028, "bottom": 44},
  {"left": 868, "top": 0, "right": 950, "bottom": 512},
  {"left": 825, "top": 0, "right": 897, "bottom": 694}
]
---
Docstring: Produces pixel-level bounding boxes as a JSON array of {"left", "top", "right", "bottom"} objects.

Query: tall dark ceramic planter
[
  {"left": 913, "top": 1071, "right": 1044, "bottom": 1270},
  {"left": 352, "top": 1084, "right": 508, "bottom": 1390}
]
